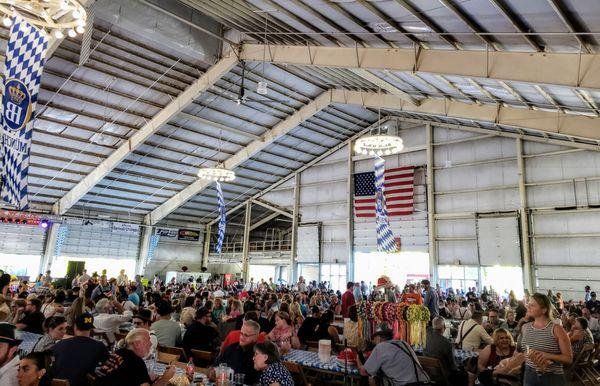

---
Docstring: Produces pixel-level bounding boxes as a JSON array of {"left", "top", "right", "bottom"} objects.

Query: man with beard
[
  {"left": 210, "top": 320, "right": 261, "bottom": 384},
  {"left": 16, "top": 298, "right": 44, "bottom": 334}
]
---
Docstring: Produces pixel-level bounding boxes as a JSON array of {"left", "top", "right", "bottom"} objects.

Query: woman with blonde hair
[
  {"left": 519, "top": 293, "right": 572, "bottom": 386},
  {"left": 477, "top": 328, "right": 516, "bottom": 385}
]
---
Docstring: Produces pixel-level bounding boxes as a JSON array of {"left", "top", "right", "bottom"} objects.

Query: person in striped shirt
[{"left": 519, "top": 293, "right": 572, "bottom": 386}]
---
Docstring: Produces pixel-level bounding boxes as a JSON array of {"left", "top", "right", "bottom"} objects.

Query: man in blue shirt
[
  {"left": 127, "top": 285, "right": 140, "bottom": 306},
  {"left": 422, "top": 279, "right": 439, "bottom": 320}
]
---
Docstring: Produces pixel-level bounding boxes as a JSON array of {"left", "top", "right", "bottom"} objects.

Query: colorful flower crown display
[{"left": 356, "top": 300, "right": 430, "bottom": 347}]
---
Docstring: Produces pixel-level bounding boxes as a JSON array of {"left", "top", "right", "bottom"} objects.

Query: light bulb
[
  {"left": 257, "top": 81, "right": 268, "bottom": 95},
  {"left": 384, "top": 149, "right": 391, "bottom": 155},
  {"left": 53, "top": 30, "right": 64, "bottom": 39},
  {"left": 67, "top": 29, "right": 76, "bottom": 38},
  {"left": 2, "top": 17, "right": 11, "bottom": 27},
  {"left": 60, "top": 0, "right": 68, "bottom": 10},
  {"left": 72, "top": 10, "right": 82, "bottom": 19},
  {"left": 75, "top": 25, "right": 84, "bottom": 34}
]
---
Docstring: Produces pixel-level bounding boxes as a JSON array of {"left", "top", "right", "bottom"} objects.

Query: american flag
[{"left": 354, "top": 166, "right": 415, "bottom": 218}]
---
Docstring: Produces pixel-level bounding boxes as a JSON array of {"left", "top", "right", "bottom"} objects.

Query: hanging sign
[
  {"left": 178, "top": 228, "right": 200, "bottom": 241},
  {"left": 0, "top": 15, "right": 49, "bottom": 209}
]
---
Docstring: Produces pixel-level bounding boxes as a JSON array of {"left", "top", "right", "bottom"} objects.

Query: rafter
[
  {"left": 438, "top": 0, "right": 501, "bottom": 50},
  {"left": 144, "top": 90, "right": 333, "bottom": 225},
  {"left": 546, "top": 0, "right": 593, "bottom": 54},
  {"left": 331, "top": 89, "right": 600, "bottom": 141},
  {"left": 392, "top": 0, "right": 460, "bottom": 49},
  {"left": 240, "top": 43, "right": 600, "bottom": 91},
  {"left": 52, "top": 51, "right": 239, "bottom": 215},
  {"left": 488, "top": 0, "right": 544, "bottom": 52}
]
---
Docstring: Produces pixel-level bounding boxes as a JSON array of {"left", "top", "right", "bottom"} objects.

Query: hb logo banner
[{"left": 0, "top": 15, "right": 48, "bottom": 210}]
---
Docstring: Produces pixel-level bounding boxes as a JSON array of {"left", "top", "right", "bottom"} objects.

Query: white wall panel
[
  {"left": 60, "top": 223, "right": 140, "bottom": 259},
  {"left": 436, "top": 218, "right": 475, "bottom": 238},
  {"left": 436, "top": 190, "right": 519, "bottom": 213},
  {"left": 0, "top": 223, "right": 46, "bottom": 256},
  {"left": 437, "top": 240, "right": 478, "bottom": 265},
  {"left": 296, "top": 225, "right": 319, "bottom": 263},
  {"left": 477, "top": 216, "right": 521, "bottom": 266}
]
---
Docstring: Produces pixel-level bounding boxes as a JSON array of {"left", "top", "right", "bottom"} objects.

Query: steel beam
[
  {"left": 145, "top": 90, "right": 333, "bottom": 225},
  {"left": 250, "top": 212, "right": 280, "bottom": 231},
  {"left": 290, "top": 172, "right": 300, "bottom": 284},
  {"left": 240, "top": 43, "right": 600, "bottom": 91},
  {"left": 426, "top": 123, "right": 437, "bottom": 284},
  {"left": 346, "top": 141, "right": 354, "bottom": 282},
  {"left": 330, "top": 89, "right": 600, "bottom": 142},
  {"left": 202, "top": 223, "right": 211, "bottom": 268},
  {"left": 516, "top": 138, "right": 534, "bottom": 293},
  {"left": 52, "top": 51, "right": 239, "bottom": 215},
  {"left": 252, "top": 199, "right": 293, "bottom": 218},
  {"left": 242, "top": 201, "right": 251, "bottom": 282}
]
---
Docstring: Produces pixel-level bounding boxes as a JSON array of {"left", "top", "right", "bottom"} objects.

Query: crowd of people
[{"left": 0, "top": 269, "right": 595, "bottom": 386}]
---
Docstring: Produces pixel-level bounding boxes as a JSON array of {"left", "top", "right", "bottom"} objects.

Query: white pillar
[
  {"left": 346, "top": 142, "right": 355, "bottom": 281},
  {"left": 426, "top": 123, "right": 438, "bottom": 284},
  {"left": 242, "top": 201, "right": 252, "bottom": 282},
  {"left": 289, "top": 173, "right": 300, "bottom": 284},
  {"left": 40, "top": 224, "right": 60, "bottom": 274},
  {"left": 136, "top": 226, "right": 152, "bottom": 276},
  {"left": 202, "top": 223, "right": 211, "bottom": 269},
  {"left": 517, "top": 138, "right": 534, "bottom": 293}
]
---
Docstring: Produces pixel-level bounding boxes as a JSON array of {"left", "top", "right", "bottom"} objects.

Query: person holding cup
[
  {"left": 519, "top": 293, "right": 572, "bottom": 386},
  {"left": 253, "top": 341, "right": 294, "bottom": 386}
]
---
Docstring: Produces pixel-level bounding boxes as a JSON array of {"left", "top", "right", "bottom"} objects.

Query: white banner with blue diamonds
[{"left": 0, "top": 15, "right": 49, "bottom": 210}]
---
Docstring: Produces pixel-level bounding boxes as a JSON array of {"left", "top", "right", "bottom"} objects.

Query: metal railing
[{"left": 211, "top": 239, "right": 292, "bottom": 253}]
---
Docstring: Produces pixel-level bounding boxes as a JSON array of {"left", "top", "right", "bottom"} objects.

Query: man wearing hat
[
  {"left": 0, "top": 323, "right": 22, "bottom": 386},
  {"left": 52, "top": 313, "right": 109, "bottom": 386},
  {"left": 357, "top": 325, "right": 430, "bottom": 385}
]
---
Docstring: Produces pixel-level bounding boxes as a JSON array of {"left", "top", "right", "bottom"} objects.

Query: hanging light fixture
[
  {"left": 0, "top": 0, "right": 88, "bottom": 36},
  {"left": 197, "top": 129, "right": 236, "bottom": 182},
  {"left": 354, "top": 133, "right": 404, "bottom": 156},
  {"left": 354, "top": 89, "right": 404, "bottom": 156},
  {"left": 197, "top": 166, "right": 236, "bottom": 182}
]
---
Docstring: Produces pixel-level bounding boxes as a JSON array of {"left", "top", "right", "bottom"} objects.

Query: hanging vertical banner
[
  {"left": 216, "top": 181, "right": 226, "bottom": 254},
  {"left": 0, "top": 15, "right": 49, "bottom": 210},
  {"left": 374, "top": 157, "right": 398, "bottom": 253}
]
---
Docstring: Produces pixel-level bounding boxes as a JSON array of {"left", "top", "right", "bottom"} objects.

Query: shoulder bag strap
[
  {"left": 389, "top": 341, "right": 428, "bottom": 384},
  {"left": 457, "top": 322, "right": 478, "bottom": 349}
]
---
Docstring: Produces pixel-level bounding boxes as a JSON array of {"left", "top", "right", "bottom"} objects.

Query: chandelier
[
  {"left": 354, "top": 134, "right": 404, "bottom": 156},
  {"left": 197, "top": 166, "right": 236, "bottom": 182},
  {"left": 0, "top": 0, "right": 87, "bottom": 38},
  {"left": 355, "top": 117, "right": 404, "bottom": 156}
]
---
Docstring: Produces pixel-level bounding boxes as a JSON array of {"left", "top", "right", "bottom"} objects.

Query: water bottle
[{"left": 186, "top": 358, "right": 194, "bottom": 381}]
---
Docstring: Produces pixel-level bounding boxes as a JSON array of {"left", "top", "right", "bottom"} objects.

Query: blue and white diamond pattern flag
[
  {"left": 0, "top": 15, "right": 49, "bottom": 210},
  {"left": 375, "top": 157, "right": 398, "bottom": 252},
  {"left": 215, "top": 181, "right": 226, "bottom": 254}
]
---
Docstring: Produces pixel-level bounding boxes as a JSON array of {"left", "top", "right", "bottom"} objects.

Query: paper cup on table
[{"left": 318, "top": 339, "right": 332, "bottom": 363}]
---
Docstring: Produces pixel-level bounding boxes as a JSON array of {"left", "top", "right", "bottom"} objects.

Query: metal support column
[
  {"left": 202, "top": 223, "right": 211, "bottom": 269},
  {"left": 40, "top": 224, "right": 60, "bottom": 274},
  {"left": 347, "top": 142, "right": 355, "bottom": 281},
  {"left": 290, "top": 173, "right": 300, "bottom": 284},
  {"left": 517, "top": 138, "right": 534, "bottom": 293},
  {"left": 426, "top": 123, "right": 438, "bottom": 284},
  {"left": 136, "top": 226, "right": 152, "bottom": 276},
  {"left": 242, "top": 201, "right": 252, "bottom": 282}
]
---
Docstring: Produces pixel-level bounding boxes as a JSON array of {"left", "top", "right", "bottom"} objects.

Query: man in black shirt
[
  {"left": 52, "top": 313, "right": 109, "bottom": 386},
  {"left": 586, "top": 292, "right": 600, "bottom": 314},
  {"left": 297, "top": 306, "right": 321, "bottom": 344},
  {"left": 182, "top": 307, "right": 218, "bottom": 357},
  {"left": 96, "top": 328, "right": 175, "bottom": 386},
  {"left": 16, "top": 298, "right": 44, "bottom": 334},
  {"left": 211, "top": 320, "right": 261, "bottom": 384}
]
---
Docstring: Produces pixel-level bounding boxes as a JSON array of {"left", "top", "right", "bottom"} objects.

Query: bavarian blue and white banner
[
  {"left": 374, "top": 157, "right": 398, "bottom": 253},
  {"left": 0, "top": 15, "right": 49, "bottom": 210},
  {"left": 216, "top": 181, "right": 226, "bottom": 254}
]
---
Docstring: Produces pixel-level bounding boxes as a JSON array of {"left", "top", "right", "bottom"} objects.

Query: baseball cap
[{"left": 75, "top": 313, "right": 94, "bottom": 331}]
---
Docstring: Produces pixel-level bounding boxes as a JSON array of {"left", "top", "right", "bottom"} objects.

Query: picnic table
[
  {"left": 282, "top": 349, "right": 360, "bottom": 376},
  {"left": 152, "top": 361, "right": 209, "bottom": 383}
]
